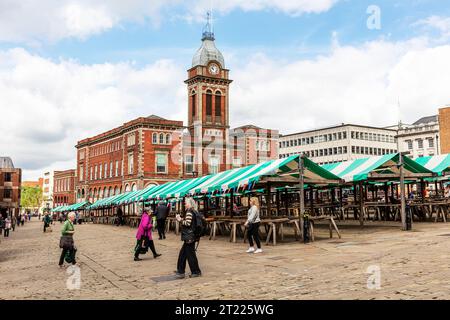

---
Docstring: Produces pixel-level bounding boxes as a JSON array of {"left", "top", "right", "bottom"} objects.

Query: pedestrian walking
[
  {"left": 155, "top": 201, "right": 169, "bottom": 240},
  {"left": 134, "top": 208, "right": 161, "bottom": 261},
  {"left": 244, "top": 197, "right": 262, "bottom": 254},
  {"left": 116, "top": 207, "right": 124, "bottom": 226},
  {"left": 43, "top": 212, "right": 52, "bottom": 233},
  {"left": 4, "top": 217, "right": 11, "bottom": 237},
  {"left": 175, "top": 197, "right": 202, "bottom": 278},
  {"left": 11, "top": 215, "right": 16, "bottom": 231},
  {"left": 20, "top": 214, "right": 25, "bottom": 226},
  {"left": 0, "top": 216, "right": 4, "bottom": 236},
  {"left": 59, "top": 212, "right": 77, "bottom": 267}
]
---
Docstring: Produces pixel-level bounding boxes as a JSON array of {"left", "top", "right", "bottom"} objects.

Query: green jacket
[{"left": 61, "top": 220, "right": 74, "bottom": 236}]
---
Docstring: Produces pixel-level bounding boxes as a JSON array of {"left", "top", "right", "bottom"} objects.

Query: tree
[{"left": 20, "top": 186, "right": 43, "bottom": 210}]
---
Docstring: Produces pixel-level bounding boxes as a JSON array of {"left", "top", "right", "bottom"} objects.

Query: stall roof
[
  {"left": 183, "top": 155, "right": 341, "bottom": 195},
  {"left": 414, "top": 154, "right": 450, "bottom": 176},
  {"left": 322, "top": 153, "right": 433, "bottom": 182}
]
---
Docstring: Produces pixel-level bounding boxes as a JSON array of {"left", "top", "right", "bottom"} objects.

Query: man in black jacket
[
  {"left": 175, "top": 198, "right": 201, "bottom": 278},
  {"left": 155, "top": 201, "right": 169, "bottom": 239}
]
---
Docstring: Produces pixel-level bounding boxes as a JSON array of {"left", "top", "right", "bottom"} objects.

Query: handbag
[{"left": 60, "top": 235, "right": 74, "bottom": 249}]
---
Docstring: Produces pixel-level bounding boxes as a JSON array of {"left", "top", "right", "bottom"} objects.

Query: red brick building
[
  {"left": 73, "top": 18, "right": 279, "bottom": 200},
  {"left": 0, "top": 157, "right": 22, "bottom": 218},
  {"left": 75, "top": 116, "right": 183, "bottom": 203},
  {"left": 230, "top": 125, "right": 279, "bottom": 168},
  {"left": 53, "top": 169, "right": 76, "bottom": 207}
]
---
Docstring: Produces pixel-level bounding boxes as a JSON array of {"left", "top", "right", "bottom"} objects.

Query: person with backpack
[
  {"left": 244, "top": 197, "right": 262, "bottom": 254},
  {"left": 155, "top": 201, "right": 169, "bottom": 240},
  {"left": 134, "top": 208, "right": 161, "bottom": 261},
  {"left": 43, "top": 212, "right": 52, "bottom": 233},
  {"left": 175, "top": 197, "right": 203, "bottom": 278}
]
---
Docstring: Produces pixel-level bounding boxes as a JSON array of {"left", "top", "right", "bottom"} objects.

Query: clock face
[{"left": 208, "top": 63, "right": 219, "bottom": 75}]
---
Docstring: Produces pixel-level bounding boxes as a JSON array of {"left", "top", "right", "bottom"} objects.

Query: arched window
[
  {"left": 159, "top": 133, "right": 164, "bottom": 144},
  {"left": 191, "top": 92, "right": 196, "bottom": 118},
  {"left": 103, "top": 187, "right": 107, "bottom": 198},
  {"left": 108, "top": 187, "right": 112, "bottom": 198},
  {"left": 125, "top": 184, "right": 130, "bottom": 192},
  {"left": 215, "top": 90, "right": 221, "bottom": 118},
  {"left": 165, "top": 133, "right": 171, "bottom": 145},
  {"left": 114, "top": 186, "right": 118, "bottom": 195},
  {"left": 206, "top": 89, "right": 212, "bottom": 117},
  {"left": 131, "top": 183, "right": 137, "bottom": 192},
  {"left": 152, "top": 133, "right": 158, "bottom": 144}
]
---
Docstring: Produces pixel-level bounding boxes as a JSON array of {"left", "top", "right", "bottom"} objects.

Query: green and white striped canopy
[
  {"left": 322, "top": 154, "right": 432, "bottom": 182},
  {"left": 53, "top": 201, "right": 90, "bottom": 212},
  {"left": 414, "top": 154, "right": 450, "bottom": 176},
  {"left": 184, "top": 155, "right": 341, "bottom": 195}
]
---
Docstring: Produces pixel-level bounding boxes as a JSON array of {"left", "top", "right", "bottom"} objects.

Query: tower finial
[{"left": 202, "top": 11, "right": 215, "bottom": 41}]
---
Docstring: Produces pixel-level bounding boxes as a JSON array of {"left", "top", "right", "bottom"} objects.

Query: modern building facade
[
  {"left": 53, "top": 169, "right": 76, "bottom": 207},
  {"left": 0, "top": 157, "right": 22, "bottom": 218},
  {"left": 42, "top": 171, "right": 54, "bottom": 210},
  {"left": 279, "top": 124, "right": 398, "bottom": 165}
]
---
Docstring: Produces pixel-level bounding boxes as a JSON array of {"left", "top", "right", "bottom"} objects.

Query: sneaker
[
  {"left": 189, "top": 273, "right": 202, "bottom": 278},
  {"left": 254, "top": 248, "right": 263, "bottom": 254},
  {"left": 175, "top": 272, "right": 185, "bottom": 279},
  {"left": 246, "top": 247, "right": 255, "bottom": 253}
]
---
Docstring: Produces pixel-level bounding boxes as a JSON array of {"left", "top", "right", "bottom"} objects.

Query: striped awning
[
  {"left": 322, "top": 154, "right": 433, "bottom": 182},
  {"left": 185, "top": 155, "right": 341, "bottom": 195},
  {"left": 414, "top": 154, "right": 450, "bottom": 176}
]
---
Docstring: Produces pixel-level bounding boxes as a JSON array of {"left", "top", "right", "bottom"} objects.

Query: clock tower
[{"left": 184, "top": 13, "right": 233, "bottom": 176}]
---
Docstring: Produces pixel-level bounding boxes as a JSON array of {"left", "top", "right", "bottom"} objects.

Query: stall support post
[
  {"left": 399, "top": 152, "right": 408, "bottom": 231},
  {"left": 230, "top": 190, "right": 234, "bottom": 218},
  {"left": 266, "top": 183, "right": 272, "bottom": 217},
  {"left": 284, "top": 189, "right": 289, "bottom": 217},
  {"left": 359, "top": 181, "right": 364, "bottom": 227},
  {"left": 276, "top": 190, "right": 281, "bottom": 216},
  {"left": 298, "top": 156, "right": 305, "bottom": 239}
]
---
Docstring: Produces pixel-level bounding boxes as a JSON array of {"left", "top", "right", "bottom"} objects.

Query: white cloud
[
  {"left": 0, "top": 0, "right": 338, "bottom": 43},
  {"left": 3, "top": 35, "right": 450, "bottom": 180},
  {"left": 414, "top": 16, "right": 450, "bottom": 41},
  {"left": 229, "top": 37, "right": 450, "bottom": 134},
  {"left": 0, "top": 48, "right": 186, "bottom": 179}
]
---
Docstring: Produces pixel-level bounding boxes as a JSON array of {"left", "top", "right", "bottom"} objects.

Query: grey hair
[
  {"left": 68, "top": 212, "right": 76, "bottom": 219},
  {"left": 185, "top": 197, "right": 198, "bottom": 211}
]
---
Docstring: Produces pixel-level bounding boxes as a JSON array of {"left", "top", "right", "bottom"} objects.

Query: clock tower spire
[{"left": 184, "top": 12, "right": 233, "bottom": 176}]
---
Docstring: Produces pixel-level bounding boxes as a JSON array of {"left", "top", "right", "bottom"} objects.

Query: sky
[{"left": 1, "top": 0, "right": 450, "bottom": 180}]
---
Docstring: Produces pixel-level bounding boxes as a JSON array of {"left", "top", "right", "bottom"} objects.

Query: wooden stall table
[
  {"left": 165, "top": 216, "right": 180, "bottom": 235},
  {"left": 226, "top": 219, "right": 246, "bottom": 243},
  {"left": 309, "top": 215, "right": 341, "bottom": 241},
  {"left": 208, "top": 218, "right": 227, "bottom": 241}
]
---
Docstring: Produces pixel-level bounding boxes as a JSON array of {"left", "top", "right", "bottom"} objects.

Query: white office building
[
  {"left": 42, "top": 171, "right": 54, "bottom": 209},
  {"left": 390, "top": 115, "right": 440, "bottom": 158},
  {"left": 279, "top": 124, "right": 398, "bottom": 165}
]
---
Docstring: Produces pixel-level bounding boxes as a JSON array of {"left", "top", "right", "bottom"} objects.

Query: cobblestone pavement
[{"left": 1, "top": 219, "right": 450, "bottom": 300}]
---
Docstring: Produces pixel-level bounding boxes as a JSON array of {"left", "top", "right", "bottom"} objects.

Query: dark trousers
[
  {"left": 247, "top": 222, "right": 261, "bottom": 249},
  {"left": 43, "top": 222, "right": 49, "bottom": 232},
  {"left": 59, "top": 248, "right": 76, "bottom": 265},
  {"left": 177, "top": 241, "right": 201, "bottom": 275},
  {"left": 134, "top": 238, "right": 158, "bottom": 258},
  {"left": 4, "top": 228, "right": 9, "bottom": 237},
  {"left": 157, "top": 218, "right": 166, "bottom": 239}
]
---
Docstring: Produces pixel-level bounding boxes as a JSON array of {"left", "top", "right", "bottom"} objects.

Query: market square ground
[{"left": 1, "top": 220, "right": 450, "bottom": 300}]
